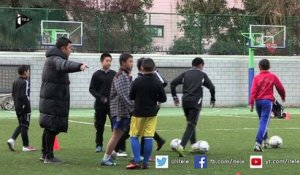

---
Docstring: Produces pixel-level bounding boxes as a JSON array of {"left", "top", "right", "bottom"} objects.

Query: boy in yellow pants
[{"left": 126, "top": 58, "right": 167, "bottom": 169}]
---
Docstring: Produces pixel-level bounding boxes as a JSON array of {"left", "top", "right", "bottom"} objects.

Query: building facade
[{"left": 145, "top": 0, "right": 244, "bottom": 52}]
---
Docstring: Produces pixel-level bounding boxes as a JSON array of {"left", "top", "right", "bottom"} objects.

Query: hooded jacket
[{"left": 39, "top": 47, "right": 82, "bottom": 132}]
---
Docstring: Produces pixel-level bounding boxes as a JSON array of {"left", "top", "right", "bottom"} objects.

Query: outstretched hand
[{"left": 80, "top": 64, "right": 89, "bottom": 71}]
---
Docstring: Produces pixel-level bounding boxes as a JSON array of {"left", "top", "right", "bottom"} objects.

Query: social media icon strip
[
  {"left": 250, "top": 155, "right": 263, "bottom": 169},
  {"left": 194, "top": 155, "right": 208, "bottom": 169},
  {"left": 155, "top": 155, "right": 169, "bottom": 169}
]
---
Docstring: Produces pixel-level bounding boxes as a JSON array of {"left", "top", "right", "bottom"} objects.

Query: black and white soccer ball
[
  {"left": 268, "top": 136, "right": 283, "bottom": 148},
  {"left": 170, "top": 138, "right": 181, "bottom": 150},
  {"left": 196, "top": 140, "right": 209, "bottom": 154}
]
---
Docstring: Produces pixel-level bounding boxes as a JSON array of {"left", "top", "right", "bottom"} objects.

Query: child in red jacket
[{"left": 250, "top": 59, "right": 285, "bottom": 152}]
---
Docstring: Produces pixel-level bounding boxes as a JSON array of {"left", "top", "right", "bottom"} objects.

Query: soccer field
[{"left": 0, "top": 107, "right": 300, "bottom": 175}]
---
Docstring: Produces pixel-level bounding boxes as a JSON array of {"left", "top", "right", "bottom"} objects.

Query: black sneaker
[
  {"left": 44, "top": 157, "right": 64, "bottom": 164},
  {"left": 129, "top": 158, "right": 135, "bottom": 164},
  {"left": 156, "top": 139, "right": 166, "bottom": 151},
  {"left": 142, "top": 162, "right": 149, "bottom": 169}
]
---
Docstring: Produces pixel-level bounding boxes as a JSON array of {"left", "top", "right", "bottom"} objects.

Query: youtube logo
[{"left": 250, "top": 155, "right": 263, "bottom": 168}]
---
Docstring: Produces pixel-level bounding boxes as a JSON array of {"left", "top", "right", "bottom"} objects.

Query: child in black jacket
[{"left": 7, "top": 65, "right": 36, "bottom": 152}]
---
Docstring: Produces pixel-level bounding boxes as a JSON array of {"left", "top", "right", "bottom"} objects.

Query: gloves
[
  {"left": 173, "top": 96, "right": 179, "bottom": 106},
  {"left": 100, "top": 96, "right": 108, "bottom": 104}
]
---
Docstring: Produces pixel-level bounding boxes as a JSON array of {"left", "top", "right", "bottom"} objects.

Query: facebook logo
[{"left": 194, "top": 155, "right": 208, "bottom": 169}]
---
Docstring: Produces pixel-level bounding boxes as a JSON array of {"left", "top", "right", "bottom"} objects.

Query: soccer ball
[
  {"left": 170, "top": 138, "right": 181, "bottom": 150},
  {"left": 268, "top": 135, "right": 283, "bottom": 148},
  {"left": 197, "top": 140, "right": 209, "bottom": 154},
  {"left": 191, "top": 142, "right": 200, "bottom": 151}
]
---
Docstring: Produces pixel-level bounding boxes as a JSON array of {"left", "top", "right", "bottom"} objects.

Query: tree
[
  {"left": 176, "top": 0, "right": 250, "bottom": 55},
  {"left": 0, "top": 0, "right": 62, "bottom": 8},
  {"left": 0, "top": 1, "right": 68, "bottom": 51},
  {"left": 68, "top": 0, "right": 152, "bottom": 53},
  {"left": 90, "top": 0, "right": 154, "bottom": 53},
  {"left": 176, "top": 0, "right": 300, "bottom": 55},
  {"left": 242, "top": 0, "right": 300, "bottom": 55},
  {"left": 169, "top": 37, "right": 196, "bottom": 54},
  {"left": 243, "top": 0, "right": 300, "bottom": 25},
  {"left": 176, "top": 0, "right": 228, "bottom": 54}
]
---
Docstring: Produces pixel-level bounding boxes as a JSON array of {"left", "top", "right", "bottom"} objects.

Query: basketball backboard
[
  {"left": 41, "top": 20, "right": 83, "bottom": 46},
  {"left": 249, "top": 25, "right": 286, "bottom": 49}
]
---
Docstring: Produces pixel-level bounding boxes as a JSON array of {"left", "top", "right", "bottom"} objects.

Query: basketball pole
[
  {"left": 248, "top": 48, "right": 255, "bottom": 105},
  {"left": 241, "top": 32, "right": 255, "bottom": 105},
  {"left": 243, "top": 25, "right": 285, "bottom": 105}
]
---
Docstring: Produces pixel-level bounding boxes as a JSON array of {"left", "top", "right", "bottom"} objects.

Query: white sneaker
[
  {"left": 22, "top": 146, "right": 36, "bottom": 152},
  {"left": 117, "top": 151, "right": 128, "bottom": 157},
  {"left": 253, "top": 144, "right": 263, "bottom": 152},
  {"left": 7, "top": 138, "right": 15, "bottom": 151},
  {"left": 263, "top": 139, "right": 269, "bottom": 149}
]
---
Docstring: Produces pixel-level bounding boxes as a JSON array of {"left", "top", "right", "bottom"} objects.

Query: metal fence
[
  {"left": 0, "top": 65, "right": 19, "bottom": 93},
  {"left": 1, "top": 7, "right": 300, "bottom": 55}
]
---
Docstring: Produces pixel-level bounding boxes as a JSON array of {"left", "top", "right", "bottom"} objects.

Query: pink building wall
[
  {"left": 146, "top": 0, "right": 184, "bottom": 52},
  {"left": 146, "top": 0, "right": 244, "bottom": 52},
  {"left": 226, "top": 0, "right": 244, "bottom": 9}
]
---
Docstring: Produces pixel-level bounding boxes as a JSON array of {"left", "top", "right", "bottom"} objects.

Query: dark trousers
[
  {"left": 11, "top": 113, "right": 31, "bottom": 147},
  {"left": 94, "top": 108, "right": 112, "bottom": 147},
  {"left": 42, "top": 129, "right": 58, "bottom": 159},
  {"left": 180, "top": 107, "right": 200, "bottom": 147}
]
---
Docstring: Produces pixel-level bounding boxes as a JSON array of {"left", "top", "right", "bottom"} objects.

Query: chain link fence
[{"left": 1, "top": 7, "right": 300, "bottom": 55}]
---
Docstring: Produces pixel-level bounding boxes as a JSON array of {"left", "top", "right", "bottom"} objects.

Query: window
[{"left": 147, "top": 25, "right": 164, "bottom": 38}]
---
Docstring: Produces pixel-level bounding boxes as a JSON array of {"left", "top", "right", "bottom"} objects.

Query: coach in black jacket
[
  {"left": 170, "top": 57, "right": 215, "bottom": 157},
  {"left": 39, "top": 37, "right": 88, "bottom": 163}
]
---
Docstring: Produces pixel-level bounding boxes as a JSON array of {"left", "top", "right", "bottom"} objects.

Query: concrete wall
[{"left": 0, "top": 52, "right": 299, "bottom": 108}]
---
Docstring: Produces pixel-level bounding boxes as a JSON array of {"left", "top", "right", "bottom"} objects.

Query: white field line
[
  {"left": 68, "top": 120, "right": 300, "bottom": 132},
  {"left": 69, "top": 120, "right": 94, "bottom": 125},
  {"left": 213, "top": 115, "right": 255, "bottom": 119}
]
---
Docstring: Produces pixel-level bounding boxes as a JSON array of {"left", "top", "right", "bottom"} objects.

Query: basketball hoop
[
  {"left": 41, "top": 20, "right": 83, "bottom": 47},
  {"left": 265, "top": 42, "right": 277, "bottom": 54}
]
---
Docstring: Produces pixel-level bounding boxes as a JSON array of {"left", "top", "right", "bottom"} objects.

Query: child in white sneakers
[{"left": 7, "top": 65, "right": 36, "bottom": 152}]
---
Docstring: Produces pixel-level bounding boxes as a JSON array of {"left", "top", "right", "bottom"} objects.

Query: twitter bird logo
[
  {"left": 155, "top": 155, "right": 169, "bottom": 168},
  {"left": 157, "top": 158, "right": 167, "bottom": 166}
]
